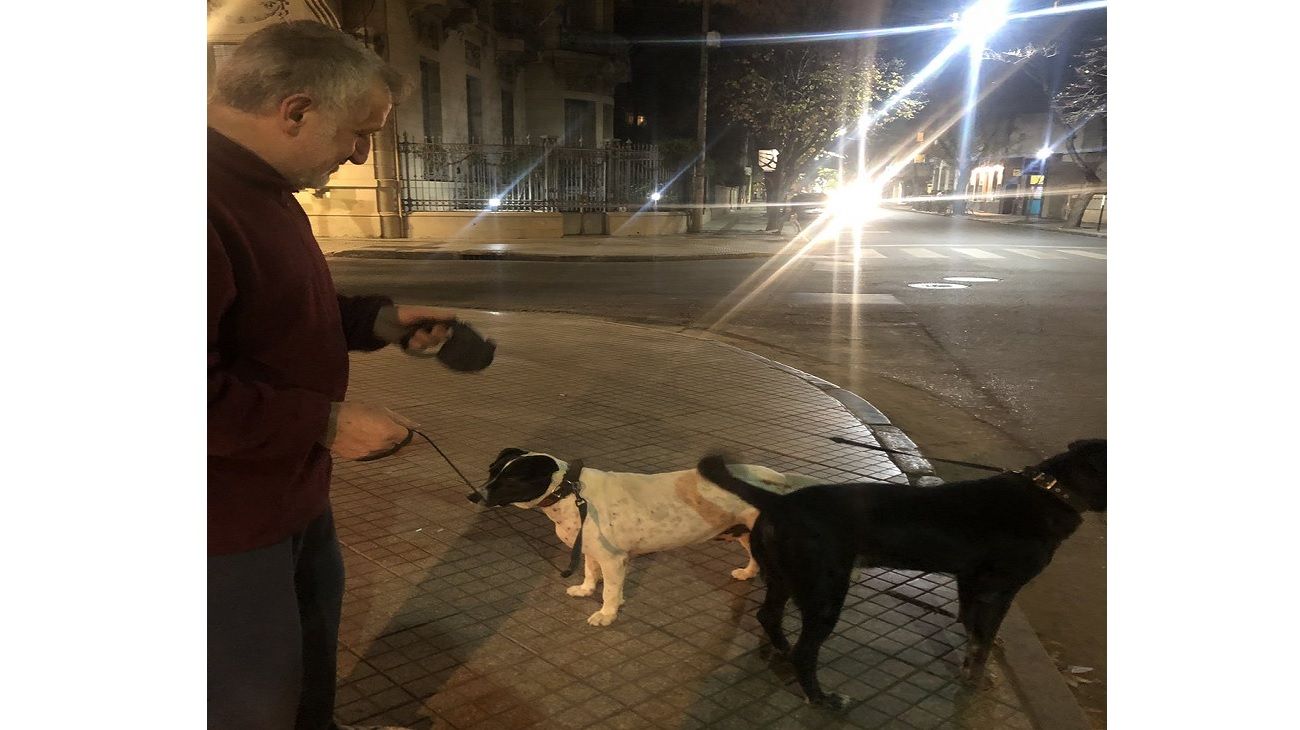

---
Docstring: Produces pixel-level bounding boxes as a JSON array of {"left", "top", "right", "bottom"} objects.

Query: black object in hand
[{"left": 400, "top": 319, "right": 496, "bottom": 372}]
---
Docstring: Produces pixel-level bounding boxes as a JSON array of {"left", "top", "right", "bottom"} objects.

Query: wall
[{"left": 406, "top": 211, "right": 564, "bottom": 239}]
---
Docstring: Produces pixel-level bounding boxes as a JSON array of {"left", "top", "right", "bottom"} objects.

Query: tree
[
  {"left": 929, "top": 112, "right": 1014, "bottom": 203},
  {"left": 984, "top": 37, "right": 1107, "bottom": 185},
  {"left": 718, "top": 47, "right": 924, "bottom": 229},
  {"left": 1053, "top": 41, "right": 1106, "bottom": 149}
]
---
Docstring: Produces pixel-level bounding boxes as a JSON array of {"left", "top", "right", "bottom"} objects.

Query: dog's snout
[{"left": 467, "top": 492, "right": 483, "bottom": 503}]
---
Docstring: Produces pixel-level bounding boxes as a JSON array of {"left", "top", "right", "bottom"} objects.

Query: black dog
[{"left": 697, "top": 439, "right": 1106, "bottom": 709}]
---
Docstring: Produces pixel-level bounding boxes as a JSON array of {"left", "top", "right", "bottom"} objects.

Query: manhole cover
[
  {"left": 943, "top": 276, "right": 1000, "bottom": 283},
  {"left": 908, "top": 282, "right": 968, "bottom": 289}
]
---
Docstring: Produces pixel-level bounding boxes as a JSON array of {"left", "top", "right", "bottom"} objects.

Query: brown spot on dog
[{"left": 676, "top": 472, "right": 737, "bottom": 530}]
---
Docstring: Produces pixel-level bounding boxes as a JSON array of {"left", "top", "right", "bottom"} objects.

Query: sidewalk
[
  {"left": 892, "top": 206, "right": 1107, "bottom": 239},
  {"left": 319, "top": 226, "right": 789, "bottom": 262},
  {"left": 330, "top": 311, "right": 1090, "bottom": 729}
]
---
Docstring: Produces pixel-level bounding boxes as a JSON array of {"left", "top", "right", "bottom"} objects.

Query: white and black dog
[{"left": 471, "top": 448, "right": 821, "bottom": 626}]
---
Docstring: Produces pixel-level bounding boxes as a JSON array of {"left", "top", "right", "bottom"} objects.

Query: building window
[
  {"left": 465, "top": 42, "right": 481, "bottom": 69},
  {"left": 603, "top": 104, "right": 614, "bottom": 143},
  {"left": 420, "top": 59, "right": 442, "bottom": 141},
  {"left": 501, "top": 88, "right": 515, "bottom": 143},
  {"left": 466, "top": 75, "right": 484, "bottom": 143},
  {"left": 564, "top": 99, "right": 596, "bottom": 148}
]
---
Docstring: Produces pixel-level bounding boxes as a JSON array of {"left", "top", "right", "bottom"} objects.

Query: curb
[
  {"left": 702, "top": 336, "right": 1092, "bottom": 730},
  {"left": 892, "top": 207, "right": 1106, "bottom": 239},
  {"left": 329, "top": 248, "right": 777, "bottom": 262}
]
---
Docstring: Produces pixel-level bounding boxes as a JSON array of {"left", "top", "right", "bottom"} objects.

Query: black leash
[
  {"left": 540, "top": 461, "right": 588, "bottom": 578},
  {"left": 830, "top": 436, "right": 1006, "bottom": 473},
  {"left": 361, "top": 428, "right": 586, "bottom": 575},
  {"left": 831, "top": 436, "right": 1088, "bottom": 512}
]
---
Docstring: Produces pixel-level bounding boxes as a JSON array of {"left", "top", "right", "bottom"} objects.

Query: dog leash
[
  {"left": 360, "top": 429, "right": 585, "bottom": 576},
  {"left": 829, "top": 436, "right": 1005, "bottom": 473},
  {"left": 538, "top": 461, "right": 587, "bottom": 578},
  {"left": 831, "top": 436, "right": 1088, "bottom": 512}
]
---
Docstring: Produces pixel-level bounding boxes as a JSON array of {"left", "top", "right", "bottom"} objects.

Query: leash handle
[
  {"left": 398, "top": 318, "right": 456, "bottom": 358},
  {"left": 354, "top": 429, "right": 414, "bottom": 462},
  {"left": 829, "top": 436, "right": 1005, "bottom": 473}
]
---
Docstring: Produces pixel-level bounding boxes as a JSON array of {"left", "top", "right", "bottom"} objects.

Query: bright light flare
[
  {"left": 825, "top": 180, "right": 883, "bottom": 234},
  {"left": 1037, "top": 146, "right": 1052, "bottom": 160},
  {"left": 650, "top": 191, "right": 662, "bottom": 201},
  {"left": 959, "top": 0, "right": 1012, "bottom": 43},
  {"left": 488, "top": 197, "right": 502, "bottom": 208}
]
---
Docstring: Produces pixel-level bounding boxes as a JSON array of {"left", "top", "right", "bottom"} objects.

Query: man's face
[{"left": 288, "top": 82, "right": 392, "bottom": 190}]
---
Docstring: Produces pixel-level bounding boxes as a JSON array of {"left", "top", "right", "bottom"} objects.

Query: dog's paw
[
  {"left": 586, "top": 610, "right": 617, "bottom": 626},
  {"left": 566, "top": 584, "right": 595, "bottom": 597},
  {"left": 730, "top": 567, "right": 757, "bottom": 580},
  {"left": 809, "top": 692, "right": 853, "bottom": 711},
  {"left": 959, "top": 665, "right": 996, "bottom": 690}
]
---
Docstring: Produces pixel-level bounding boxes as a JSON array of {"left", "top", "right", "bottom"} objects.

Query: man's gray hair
[{"left": 211, "top": 20, "right": 409, "bottom": 114}]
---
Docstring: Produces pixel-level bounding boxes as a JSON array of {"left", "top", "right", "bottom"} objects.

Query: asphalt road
[{"left": 328, "top": 208, "right": 1108, "bottom": 725}]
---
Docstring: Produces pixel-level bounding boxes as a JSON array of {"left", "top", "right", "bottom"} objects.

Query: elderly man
[{"left": 208, "top": 20, "right": 448, "bottom": 730}]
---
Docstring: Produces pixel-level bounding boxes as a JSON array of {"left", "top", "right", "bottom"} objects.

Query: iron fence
[{"left": 397, "top": 135, "right": 661, "bottom": 213}]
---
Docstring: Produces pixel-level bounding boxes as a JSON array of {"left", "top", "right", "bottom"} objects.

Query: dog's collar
[
  {"left": 533, "top": 460, "right": 587, "bottom": 578},
  {"left": 1016, "top": 467, "right": 1088, "bottom": 513},
  {"left": 537, "top": 460, "right": 584, "bottom": 509}
]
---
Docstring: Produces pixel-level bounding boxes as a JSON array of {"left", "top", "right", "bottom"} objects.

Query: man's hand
[
  {"left": 323, "top": 402, "right": 418, "bottom": 461},
  {"left": 373, "top": 304, "right": 458, "bottom": 353}
]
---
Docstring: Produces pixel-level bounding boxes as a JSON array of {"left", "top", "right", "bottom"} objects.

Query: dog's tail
[{"left": 697, "top": 454, "right": 785, "bottom": 512}]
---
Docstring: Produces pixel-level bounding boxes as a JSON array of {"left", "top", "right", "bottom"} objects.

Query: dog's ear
[{"left": 488, "top": 448, "right": 528, "bottom": 477}]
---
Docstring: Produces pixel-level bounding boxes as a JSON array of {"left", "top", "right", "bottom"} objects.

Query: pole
[
  {"left": 689, "top": 0, "right": 711, "bottom": 233},
  {"left": 742, "top": 133, "right": 751, "bottom": 205}
]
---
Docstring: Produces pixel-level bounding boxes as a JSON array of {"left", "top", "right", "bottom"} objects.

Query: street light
[
  {"left": 959, "top": 0, "right": 1011, "bottom": 43},
  {"left": 952, "top": 0, "right": 1010, "bottom": 216}
]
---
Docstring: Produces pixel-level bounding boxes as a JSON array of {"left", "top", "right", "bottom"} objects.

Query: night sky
[{"left": 613, "top": 0, "right": 1106, "bottom": 142}]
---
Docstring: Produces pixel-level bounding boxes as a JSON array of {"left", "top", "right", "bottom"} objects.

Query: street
[{"left": 328, "top": 207, "right": 1108, "bottom": 723}]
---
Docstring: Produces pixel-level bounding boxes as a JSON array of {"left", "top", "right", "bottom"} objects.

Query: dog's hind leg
[
  {"left": 732, "top": 532, "right": 759, "bottom": 581},
  {"left": 586, "top": 551, "right": 628, "bottom": 627},
  {"left": 957, "top": 585, "right": 1015, "bottom": 684},
  {"left": 789, "top": 568, "right": 854, "bottom": 710},
  {"left": 566, "top": 553, "right": 602, "bottom": 598},
  {"left": 756, "top": 574, "right": 792, "bottom": 655}
]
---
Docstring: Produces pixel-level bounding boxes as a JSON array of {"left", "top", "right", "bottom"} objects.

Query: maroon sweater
[{"left": 208, "top": 128, "right": 391, "bottom": 555}]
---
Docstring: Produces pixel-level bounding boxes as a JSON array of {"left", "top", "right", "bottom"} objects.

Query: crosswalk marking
[
  {"left": 953, "top": 247, "right": 1003, "bottom": 259},
  {"left": 790, "top": 293, "right": 904, "bottom": 305},
  {"left": 901, "top": 247, "right": 946, "bottom": 258},
  {"left": 1004, "top": 248, "right": 1068, "bottom": 259},
  {"left": 1058, "top": 249, "right": 1107, "bottom": 260},
  {"left": 808, "top": 248, "right": 886, "bottom": 260}
]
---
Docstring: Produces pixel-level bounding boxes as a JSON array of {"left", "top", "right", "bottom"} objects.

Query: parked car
[{"left": 789, "top": 192, "right": 829, "bottom": 225}]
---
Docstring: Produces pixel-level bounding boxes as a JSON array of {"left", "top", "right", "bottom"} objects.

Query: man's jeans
[{"left": 208, "top": 509, "right": 343, "bottom": 730}]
